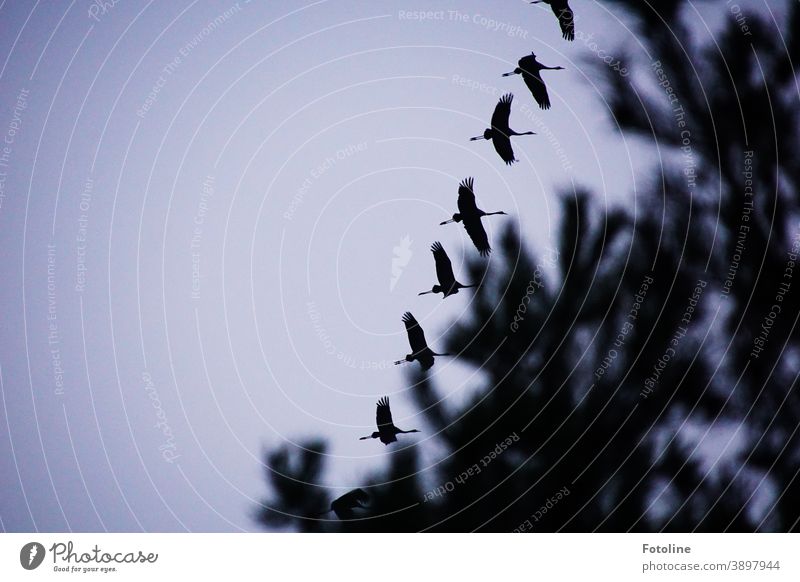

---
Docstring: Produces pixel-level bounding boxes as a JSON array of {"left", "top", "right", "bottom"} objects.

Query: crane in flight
[
  {"left": 419, "top": 242, "right": 476, "bottom": 298},
  {"left": 394, "top": 312, "right": 451, "bottom": 370},
  {"left": 531, "top": 0, "right": 575, "bottom": 41},
  {"left": 470, "top": 93, "right": 536, "bottom": 165},
  {"left": 359, "top": 397, "right": 420, "bottom": 445},
  {"left": 440, "top": 177, "right": 507, "bottom": 257},
  {"left": 503, "top": 53, "right": 565, "bottom": 110},
  {"left": 315, "top": 488, "right": 370, "bottom": 519}
]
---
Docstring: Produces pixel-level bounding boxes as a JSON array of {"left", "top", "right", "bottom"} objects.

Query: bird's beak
[
  {"left": 469, "top": 136, "right": 483, "bottom": 141},
  {"left": 440, "top": 219, "right": 454, "bottom": 225},
  {"left": 501, "top": 71, "right": 515, "bottom": 77},
  {"left": 418, "top": 290, "right": 433, "bottom": 295},
  {"left": 393, "top": 360, "right": 405, "bottom": 366}
]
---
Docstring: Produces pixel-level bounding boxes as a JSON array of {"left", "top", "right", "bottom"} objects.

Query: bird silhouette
[
  {"left": 440, "top": 177, "right": 507, "bottom": 257},
  {"left": 503, "top": 53, "right": 565, "bottom": 110},
  {"left": 531, "top": 0, "right": 575, "bottom": 41},
  {"left": 419, "top": 241, "right": 476, "bottom": 298},
  {"left": 470, "top": 93, "right": 536, "bottom": 165},
  {"left": 316, "top": 488, "right": 370, "bottom": 519},
  {"left": 394, "top": 312, "right": 450, "bottom": 370},
  {"left": 359, "top": 397, "right": 420, "bottom": 444}
]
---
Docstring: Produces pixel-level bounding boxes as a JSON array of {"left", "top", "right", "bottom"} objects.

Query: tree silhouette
[
  {"left": 257, "top": 440, "right": 327, "bottom": 532},
  {"left": 256, "top": 0, "right": 800, "bottom": 532}
]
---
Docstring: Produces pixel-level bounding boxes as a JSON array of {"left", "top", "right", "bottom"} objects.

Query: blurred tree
[
  {"left": 256, "top": 440, "right": 327, "bottom": 532},
  {"left": 256, "top": 0, "right": 799, "bottom": 532}
]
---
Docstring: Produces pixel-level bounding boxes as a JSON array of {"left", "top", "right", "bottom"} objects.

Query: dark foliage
[{"left": 257, "top": 0, "right": 800, "bottom": 532}]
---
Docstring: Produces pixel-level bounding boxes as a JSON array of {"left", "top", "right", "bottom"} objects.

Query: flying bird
[
  {"left": 503, "top": 53, "right": 565, "bottom": 110},
  {"left": 419, "top": 242, "right": 476, "bottom": 298},
  {"left": 394, "top": 312, "right": 450, "bottom": 370},
  {"left": 359, "top": 397, "right": 420, "bottom": 445},
  {"left": 440, "top": 177, "right": 507, "bottom": 257},
  {"left": 316, "top": 488, "right": 370, "bottom": 519},
  {"left": 470, "top": 93, "right": 536, "bottom": 165},
  {"left": 531, "top": 0, "right": 575, "bottom": 41}
]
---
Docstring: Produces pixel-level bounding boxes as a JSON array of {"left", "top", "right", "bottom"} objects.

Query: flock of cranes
[{"left": 317, "top": 1, "right": 575, "bottom": 519}]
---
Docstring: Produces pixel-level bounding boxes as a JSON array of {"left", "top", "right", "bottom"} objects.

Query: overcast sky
[{"left": 0, "top": 0, "right": 776, "bottom": 532}]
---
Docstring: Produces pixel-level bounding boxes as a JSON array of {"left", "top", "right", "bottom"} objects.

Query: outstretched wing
[
  {"left": 518, "top": 57, "right": 550, "bottom": 109},
  {"left": 431, "top": 242, "right": 456, "bottom": 286},
  {"left": 489, "top": 96, "right": 517, "bottom": 164},
  {"left": 457, "top": 177, "right": 478, "bottom": 215},
  {"left": 376, "top": 396, "right": 394, "bottom": 430},
  {"left": 552, "top": 1, "right": 575, "bottom": 41},
  {"left": 492, "top": 134, "right": 517, "bottom": 165},
  {"left": 339, "top": 488, "right": 369, "bottom": 508},
  {"left": 491, "top": 93, "right": 513, "bottom": 134},
  {"left": 331, "top": 488, "right": 369, "bottom": 519},
  {"left": 346, "top": 488, "right": 369, "bottom": 506},
  {"left": 463, "top": 217, "right": 491, "bottom": 257},
  {"left": 402, "top": 312, "right": 428, "bottom": 355}
]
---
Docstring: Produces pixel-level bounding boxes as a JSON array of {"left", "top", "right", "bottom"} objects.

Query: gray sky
[{"left": 0, "top": 0, "right": 771, "bottom": 532}]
